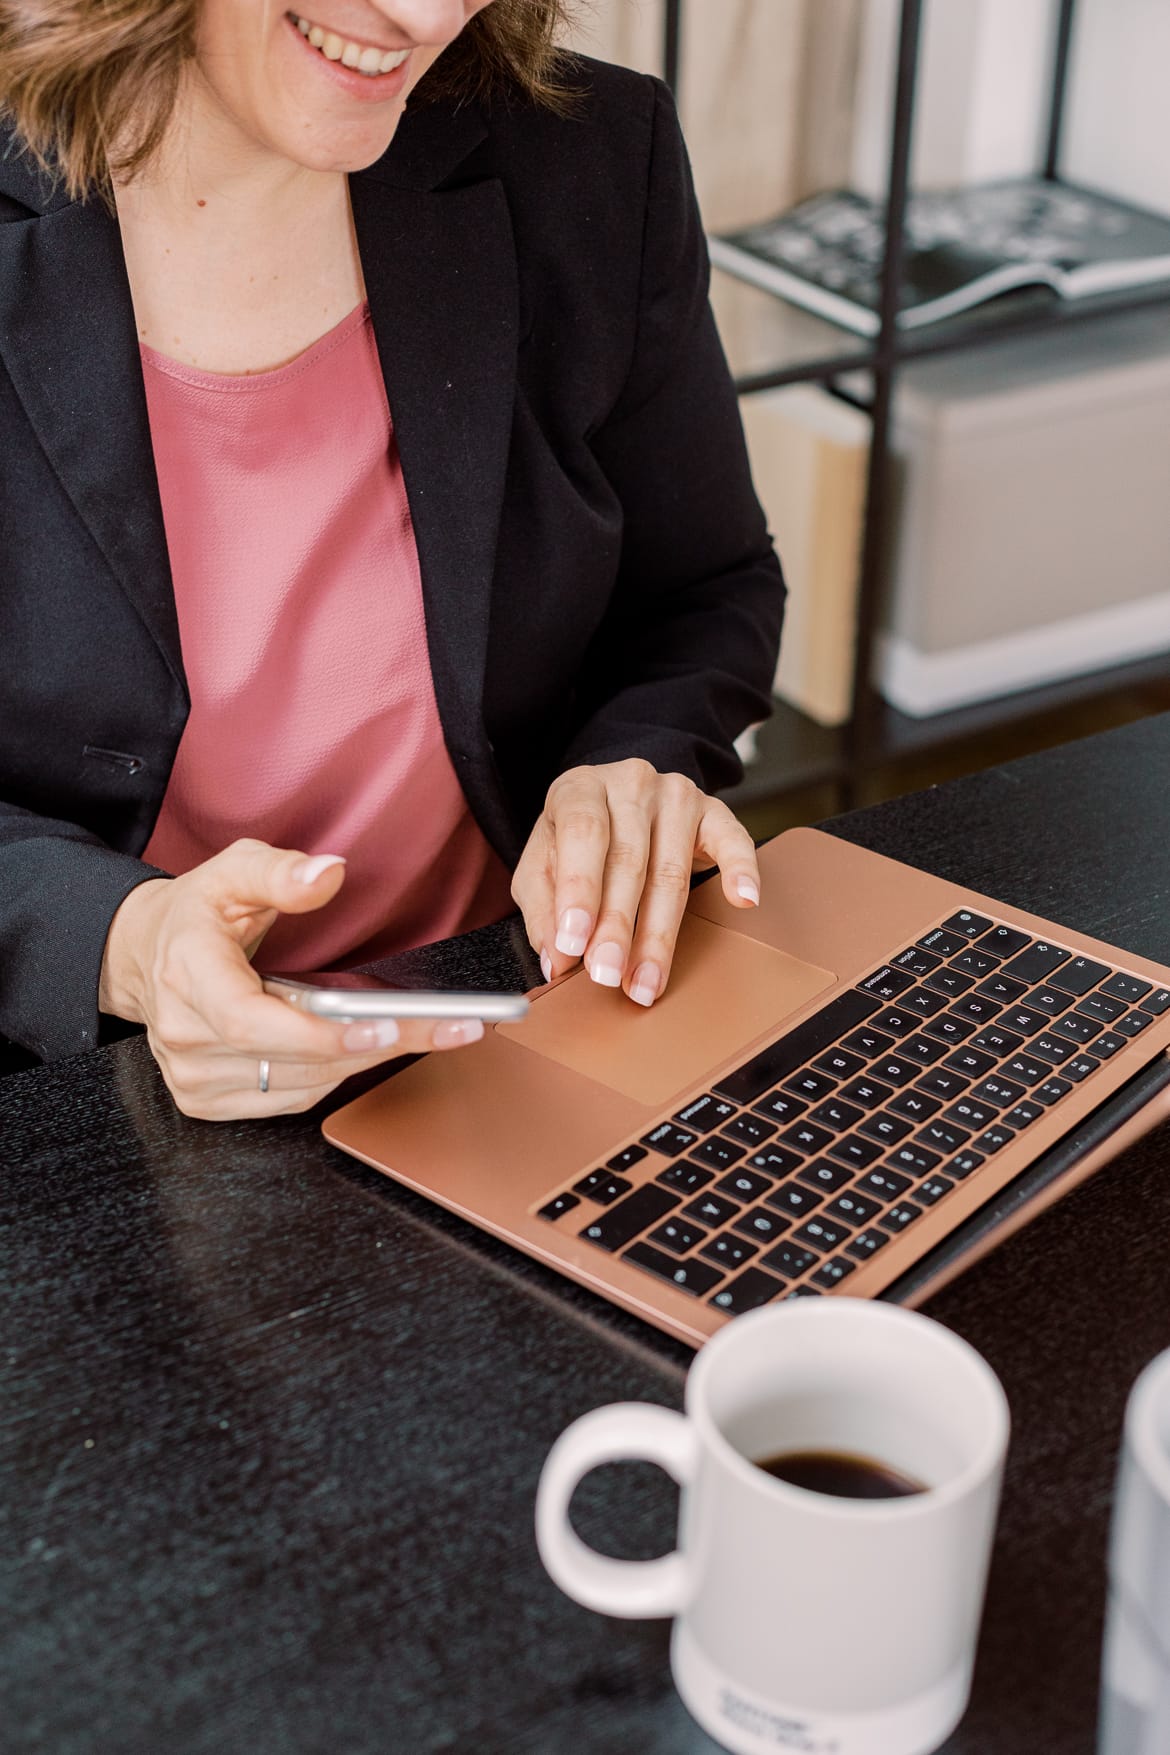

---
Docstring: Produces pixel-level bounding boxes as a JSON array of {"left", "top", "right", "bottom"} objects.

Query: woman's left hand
[{"left": 510, "top": 759, "right": 761, "bottom": 1006}]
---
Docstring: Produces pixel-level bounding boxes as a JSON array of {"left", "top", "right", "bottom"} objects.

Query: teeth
[{"left": 293, "top": 15, "right": 411, "bottom": 75}]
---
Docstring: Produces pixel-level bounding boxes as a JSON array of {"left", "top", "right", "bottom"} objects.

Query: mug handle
[{"left": 535, "top": 1402, "right": 698, "bottom": 1619}]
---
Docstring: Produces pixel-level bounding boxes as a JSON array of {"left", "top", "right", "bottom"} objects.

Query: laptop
[{"left": 323, "top": 827, "right": 1170, "bottom": 1347}]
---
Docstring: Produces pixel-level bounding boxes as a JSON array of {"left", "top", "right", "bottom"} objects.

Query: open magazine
[{"left": 708, "top": 178, "right": 1170, "bottom": 336}]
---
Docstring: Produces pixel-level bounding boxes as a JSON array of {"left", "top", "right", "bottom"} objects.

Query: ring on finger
[{"left": 257, "top": 1058, "right": 271, "bottom": 1094}]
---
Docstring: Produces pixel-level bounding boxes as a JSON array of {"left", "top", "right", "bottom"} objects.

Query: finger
[
  {"left": 544, "top": 771, "right": 613, "bottom": 973},
  {"left": 693, "top": 800, "right": 761, "bottom": 908},
  {"left": 581, "top": 792, "right": 654, "bottom": 991},
  {"left": 624, "top": 776, "right": 705, "bottom": 1007},
  {"left": 197, "top": 838, "right": 348, "bottom": 930},
  {"left": 510, "top": 818, "right": 558, "bottom": 984}
]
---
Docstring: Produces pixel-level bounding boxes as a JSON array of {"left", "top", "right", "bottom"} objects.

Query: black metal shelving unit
[{"left": 662, "top": 0, "right": 1170, "bottom": 811}]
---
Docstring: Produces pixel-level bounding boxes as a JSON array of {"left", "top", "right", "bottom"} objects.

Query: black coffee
[{"left": 754, "top": 1447, "right": 927, "bottom": 1500}]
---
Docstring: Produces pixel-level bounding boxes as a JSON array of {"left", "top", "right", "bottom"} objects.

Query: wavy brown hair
[{"left": 0, "top": 0, "right": 576, "bottom": 204}]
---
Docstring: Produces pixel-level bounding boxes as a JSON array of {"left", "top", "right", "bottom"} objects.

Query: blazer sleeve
[
  {"left": 0, "top": 798, "right": 169, "bottom": 1061},
  {"left": 558, "top": 77, "right": 785, "bottom": 790}
]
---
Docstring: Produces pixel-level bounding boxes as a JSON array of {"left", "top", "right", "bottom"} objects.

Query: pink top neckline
[{"left": 139, "top": 300, "right": 372, "bottom": 393}]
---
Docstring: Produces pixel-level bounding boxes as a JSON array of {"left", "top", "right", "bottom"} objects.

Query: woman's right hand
[{"left": 98, "top": 838, "right": 485, "bottom": 1120}]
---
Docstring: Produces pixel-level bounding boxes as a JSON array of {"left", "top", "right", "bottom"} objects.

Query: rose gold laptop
[{"left": 324, "top": 828, "right": 1170, "bottom": 1347}]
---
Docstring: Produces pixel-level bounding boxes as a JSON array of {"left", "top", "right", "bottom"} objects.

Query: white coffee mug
[
  {"left": 536, "top": 1298, "right": 1009, "bottom": 1755},
  {"left": 1100, "top": 1347, "right": 1170, "bottom": 1755}
]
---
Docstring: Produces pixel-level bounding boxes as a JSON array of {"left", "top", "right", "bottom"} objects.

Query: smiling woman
[{"left": 0, "top": 0, "right": 786, "bottom": 1118}]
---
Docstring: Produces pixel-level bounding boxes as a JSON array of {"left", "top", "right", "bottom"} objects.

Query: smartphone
[{"left": 262, "top": 971, "right": 529, "bottom": 1023}]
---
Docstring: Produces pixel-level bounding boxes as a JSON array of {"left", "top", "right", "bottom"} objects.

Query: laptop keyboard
[{"left": 535, "top": 910, "right": 1169, "bottom": 1313}]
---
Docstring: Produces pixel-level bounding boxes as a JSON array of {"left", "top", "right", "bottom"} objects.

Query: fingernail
[
  {"left": 343, "top": 1019, "right": 400, "bottom": 1052},
  {"left": 539, "top": 947, "right": 552, "bottom": 983},
  {"left": 588, "top": 941, "right": 624, "bottom": 988},
  {"left": 554, "top": 908, "right": 591, "bottom": 958},
  {"left": 293, "top": 853, "right": 347, "bottom": 885},
  {"left": 629, "top": 963, "right": 661, "bottom": 1008},
  {"left": 432, "top": 1017, "right": 485, "bottom": 1050},
  {"left": 736, "top": 876, "right": 760, "bottom": 906}
]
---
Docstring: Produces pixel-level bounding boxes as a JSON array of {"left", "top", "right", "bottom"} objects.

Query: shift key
[{"left": 579, "top": 1182, "right": 681, "bottom": 1252}]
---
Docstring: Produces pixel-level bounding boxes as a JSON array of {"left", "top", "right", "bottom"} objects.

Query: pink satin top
[{"left": 139, "top": 301, "right": 514, "bottom": 970}]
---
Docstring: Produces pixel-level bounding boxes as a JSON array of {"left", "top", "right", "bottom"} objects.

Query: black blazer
[{"left": 0, "top": 57, "right": 784, "bottom": 1062}]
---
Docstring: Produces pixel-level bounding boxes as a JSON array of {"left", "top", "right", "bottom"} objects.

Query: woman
[{"left": 0, "top": 0, "right": 784, "bottom": 1117}]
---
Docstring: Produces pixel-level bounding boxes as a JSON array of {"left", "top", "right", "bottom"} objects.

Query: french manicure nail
[
  {"left": 554, "top": 907, "right": 591, "bottom": 958},
  {"left": 736, "top": 876, "right": 760, "bottom": 905},
  {"left": 539, "top": 947, "right": 552, "bottom": 983},
  {"left": 343, "top": 1019, "right": 400, "bottom": 1052},
  {"left": 588, "top": 941, "right": 624, "bottom": 988},
  {"left": 294, "top": 853, "right": 347, "bottom": 885},
  {"left": 433, "top": 1017, "right": 485, "bottom": 1050},
  {"left": 629, "top": 963, "right": 661, "bottom": 1008}
]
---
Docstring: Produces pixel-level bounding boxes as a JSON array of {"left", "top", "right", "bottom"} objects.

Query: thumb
[{"left": 199, "top": 838, "right": 348, "bottom": 922}]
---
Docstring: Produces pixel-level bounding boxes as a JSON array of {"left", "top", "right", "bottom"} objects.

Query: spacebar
[{"left": 714, "top": 989, "right": 882, "bottom": 1105}]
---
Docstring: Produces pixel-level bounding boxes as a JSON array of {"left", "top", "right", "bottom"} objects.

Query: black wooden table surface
[{"left": 4, "top": 713, "right": 1170, "bottom": 1754}]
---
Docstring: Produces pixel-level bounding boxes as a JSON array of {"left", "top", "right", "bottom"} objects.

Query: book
[
  {"left": 738, "top": 384, "right": 870, "bottom": 728},
  {"left": 709, "top": 178, "right": 1170, "bottom": 336}
]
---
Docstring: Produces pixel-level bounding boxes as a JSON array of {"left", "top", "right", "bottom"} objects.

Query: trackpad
[{"left": 494, "top": 913, "right": 835, "bottom": 1108}]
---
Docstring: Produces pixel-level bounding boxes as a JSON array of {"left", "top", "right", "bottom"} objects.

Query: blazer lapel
[
  {"left": 0, "top": 192, "right": 184, "bottom": 691},
  {"left": 350, "top": 121, "right": 518, "bottom": 769}
]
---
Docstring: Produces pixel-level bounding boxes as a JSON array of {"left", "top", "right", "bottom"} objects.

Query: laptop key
[
  {"left": 893, "top": 946, "right": 942, "bottom": 976},
  {"left": 999, "top": 1006, "right": 1049, "bottom": 1036},
  {"left": 918, "top": 1119, "right": 970, "bottom": 1155},
  {"left": 1101, "top": 973, "right": 1152, "bottom": 1005},
  {"left": 943, "top": 910, "right": 992, "bottom": 938},
  {"left": 1144, "top": 988, "right": 1170, "bottom": 1016},
  {"left": 1002, "top": 942, "right": 1071, "bottom": 984},
  {"left": 858, "top": 1166, "right": 911, "bottom": 1201},
  {"left": 1031, "top": 1034, "right": 1074, "bottom": 1065},
  {"left": 841, "top": 1076, "right": 894, "bottom": 1111},
  {"left": 1003, "top": 1053, "right": 1050, "bottom": 1086},
  {"left": 858, "top": 1111, "right": 912, "bottom": 1148},
  {"left": 580, "top": 1183, "right": 681, "bottom": 1252},
  {"left": 606, "top": 1144, "right": 648, "bottom": 1174},
  {"left": 1090, "top": 1031, "right": 1126, "bottom": 1060},
  {"left": 624, "top": 1242, "right": 724, "bottom": 1298},
  {"left": 1115, "top": 1010, "right": 1155, "bottom": 1038},
  {"left": 1049, "top": 956, "right": 1110, "bottom": 996},
  {"left": 1062, "top": 1054, "right": 1101, "bottom": 1084},
  {"left": 825, "top": 1190, "right": 883, "bottom": 1227},
  {"left": 873, "top": 1008, "right": 916, "bottom": 1038},
  {"left": 826, "top": 1133, "right": 883, "bottom": 1171},
  {"left": 842, "top": 1025, "right": 895, "bottom": 1059},
  {"left": 656, "top": 1161, "right": 715, "bottom": 1196},
  {"left": 762, "top": 1242, "right": 820, "bottom": 1278},
  {"left": 649, "top": 1218, "right": 708, "bottom": 1256},
  {"left": 692, "top": 1136, "right": 747, "bottom": 1172},
  {"left": 950, "top": 994, "right": 1003, "bottom": 1025},
  {"left": 1034, "top": 1078, "right": 1072, "bottom": 1106},
  {"left": 922, "top": 1014, "right": 977, "bottom": 1045},
  {"left": 917, "top": 928, "right": 967, "bottom": 957},
  {"left": 732, "top": 1206, "right": 792, "bottom": 1246},
  {"left": 710, "top": 1266, "right": 787, "bottom": 1312},
  {"left": 974, "top": 1124, "right": 1015, "bottom": 1155},
  {"left": 889, "top": 1143, "right": 940, "bottom": 1177},
  {"left": 846, "top": 1228, "right": 891, "bottom": 1260},
  {"left": 951, "top": 949, "right": 1001, "bottom": 978},
  {"left": 1052, "top": 1013, "right": 1102, "bottom": 1044},
  {"left": 975, "top": 972, "right": 1027, "bottom": 1003},
  {"left": 796, "top": 1158, "right": 854, "bottom": 1193},
  {"left": 1076, "top": 992, "right": 1126, "bottom": 1025},
  {"left": 944, "top": 1097, "right": 997, "bottom": 1131},
  {"left": 949, "top": 1150, "right": 984, "bottom": 1179},
  {"left": 700, "top": 1233, "right": 759, "bottom": 1269},
  {"left": 673, "top": 1094, "right": 737, "bottom": 1132},
  {"left": 976, "top": 925, "right": 1031, "bottom": 958},
  {"left": 971, "top": 1075, "right": 1026, "bottom": 1109},
  {"left": 752, "top": 1091, "right": 808, "bottom": 1126},
  {"left": 640, "top": 1123, "right": 698, "bottom": 1157},
  {"left": 1025, "top": 986, "right": 1073, "bottom": 1017},
  {"left": 811, "top": 1256, "right": 856, "bottom": 1289},
  {"left": 915, "top": 1066, "right": 969, "bottom": 1100},
  {"left": 1004, "top": 1100, "right": 1044, "bottom": 1129},
  {"left": 885, "top": 1202, "right": 924, "bottom": 1230},
  {"left": 903, "top": 987, "right": 947, "bottom": 1018},
  {"left": 538, "top": 1192, "right": 581, "bottom": 1222},
  {"left": 916, "top": 1176, "right": 955, "bottom": 1207},
  {"left": 944, "top": 1046, "right": 996, "bottom": 1078},
  {"left": 924, "top": 967, "right": 975, "bottom": 998},
  {"left": 812, "top": 1047, "right": 867, "bottom": 1082},
  {"left": 714, "top": 989, "right": 881, "bottom": 1104},
  {"left": 794, "top": 1215, "right": 852, "bottom": 1252},
  {"left": 859, "top": 967, "right": 916, "bottom": 1001},
  {"left": 888, "top": 1088, "right": 941, "bottom": 1122},
  {"left": 871, "top": 1055, "right": 917, "bottom": 1088},
  {"left": 683, "top": 1192, "right": 741, "bottom": 1228},
  {"left": 786, "top": 1069, "right": 838, "bottom": 1101},
  {"left": 723, "top": 1113, "right": 775, "bottom": 1148},
  {"left": 810, "top": 1097, "right": 864, "bottom": 1133},
  {"left": 573, "top": 1171, "right": 632, "bottom": 1205},
  {"left": 716, "top": 1168, "right": 776, "bottom": 1204},
  {"left": 747, "top": 1147, "right": 804, "bottom": 1180},
  {"left": 971, "top": 1026, "right": 1024, "bottom": 1058},
  {"left": 779, "top": 1120, "right": 834, "bottom": 1157},
  {"left": 764, "top": 1181, "right": 824, "bottom": 1219},
  {"left": 899, "top": 1033, "right": 946, "bottom": 1065}
]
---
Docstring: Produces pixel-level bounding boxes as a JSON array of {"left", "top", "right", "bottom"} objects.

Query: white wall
[{"left": 1063, "top": 0, "right": 1170, "bottom": 215}]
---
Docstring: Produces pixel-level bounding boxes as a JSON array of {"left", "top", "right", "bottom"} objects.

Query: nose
[{"left": 370, "top": 1, "right": 486, "bottom": 48}]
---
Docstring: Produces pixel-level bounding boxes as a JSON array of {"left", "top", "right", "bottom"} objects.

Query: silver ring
[{"left": 258, "top": 1058, "right": 271, "bottom": 1094}]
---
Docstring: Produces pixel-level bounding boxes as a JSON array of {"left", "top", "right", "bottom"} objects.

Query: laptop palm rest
[{"left": 495, "top": 912, "right": 836, "bottom": 1108}]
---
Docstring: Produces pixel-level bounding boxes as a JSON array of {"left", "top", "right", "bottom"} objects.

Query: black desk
[{"left": 5, "top": 715, "right": 1170, "bottom": 1754}]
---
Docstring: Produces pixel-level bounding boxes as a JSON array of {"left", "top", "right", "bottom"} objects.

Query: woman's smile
[{"left": 282, "top": 9, "right": 417, "bottom": 103}]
